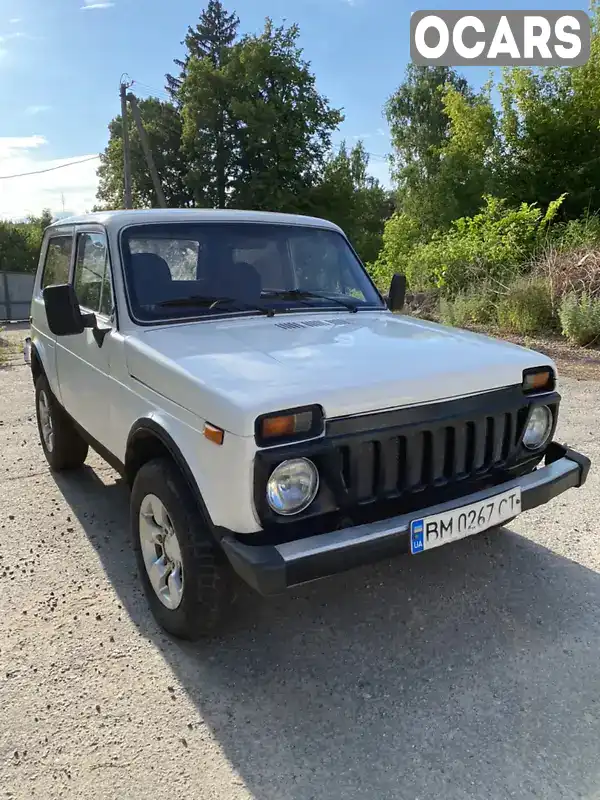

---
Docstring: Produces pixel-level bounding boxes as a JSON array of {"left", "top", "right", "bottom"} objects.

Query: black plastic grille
[
  {"left": 253, "top": 388, "right": 561, "bottom": 536},
  {"left": 336, "top": 410, "right": 523, "bottom": 505}
]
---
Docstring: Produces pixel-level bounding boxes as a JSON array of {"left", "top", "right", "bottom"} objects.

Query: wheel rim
[
  {"left": 38, "top": 390, "right": 54, "bottom": 453},
  {"left": 139, "top": 494, "right": 184, "bottom": 610}
]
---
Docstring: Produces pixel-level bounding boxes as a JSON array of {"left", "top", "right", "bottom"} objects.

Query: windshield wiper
[
  {"left": 261, "top": 289, "right": 360, "bottom": 313},
  {"left": 157, "top": 295, "right": 275, "bottom": 317}
]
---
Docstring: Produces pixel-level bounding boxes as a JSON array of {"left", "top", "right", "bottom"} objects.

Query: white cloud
[
  {"left": 25, "top": 105, "right": 51, "bottom": 116},
  {"left": 9, "top": 18, "right": 21, "bottom": 24},
  {"left": 0, "top": 32, "right": 26, "bottom": 42},
  {"left": 0, "top": 136, "right": 47, "bottom": 157},
  {"left": 81, "top": 1, "right": 115, "bottom": 9},
  {"left": 0, "top": 137, "right": 99, "bottom": 220}
]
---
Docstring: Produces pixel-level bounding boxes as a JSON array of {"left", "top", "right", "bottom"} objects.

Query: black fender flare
[
  {"left": 29, "top": 341, "right": 44, "bottom": 380},
  {"left": 125, "top": 418, "right": 220, "bottom": 541}
]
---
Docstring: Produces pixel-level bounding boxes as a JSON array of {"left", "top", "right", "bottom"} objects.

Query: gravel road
[{"left": 1, "top": 356, "right": 599, "bottom": 800}]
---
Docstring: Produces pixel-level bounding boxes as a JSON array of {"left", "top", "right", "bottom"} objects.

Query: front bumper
[{"left": 221, "top": 443, "right": 590, "bottom": 595}]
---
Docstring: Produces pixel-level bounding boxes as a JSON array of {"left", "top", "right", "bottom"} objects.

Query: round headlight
[
  {"left": 523, "top": 405, "right": 552, "bottom": 450},
  {"left": 266, "top": 458, "right": 319, "bottom": 516}
]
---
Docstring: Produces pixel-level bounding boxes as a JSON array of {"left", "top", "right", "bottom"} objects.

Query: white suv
[{"left": 28, "top": 209, "right": 590, "bottom": 639}]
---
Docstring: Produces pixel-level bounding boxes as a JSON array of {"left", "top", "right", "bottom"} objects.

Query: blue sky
[{"left": 0, "top": 0, "right": 591, "bottom": 218}]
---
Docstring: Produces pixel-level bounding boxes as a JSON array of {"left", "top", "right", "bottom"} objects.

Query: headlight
[
  {"left": 523, "top": 405, "right": 552, "bottom": 450},
  {"left": 266, "top": 458, "right": 319, "bottom": 516}
]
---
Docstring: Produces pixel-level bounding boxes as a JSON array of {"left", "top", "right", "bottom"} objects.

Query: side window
[
  {"left": 129, "top": 238, "right": 199, "bottom": 280},
  {"left": 74, "top": 233, "right": 113, "bottom": 316},
  {"left": 42, "top": 236, "right": 72, "bottom": 288}
]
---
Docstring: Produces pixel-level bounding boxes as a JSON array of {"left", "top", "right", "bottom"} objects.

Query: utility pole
[
  {"left": 127, "top": 92, "right": 167, "bottom": 209},
  {"left": 120, "top": 77, "right": 133, "bottom": 209}
]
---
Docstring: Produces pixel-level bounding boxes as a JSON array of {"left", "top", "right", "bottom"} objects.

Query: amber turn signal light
[
  {"left": 203, "top": 422, "right": 224, "bottom": 445},
  {"left": 523, "top": 368, "right": 554, "bottom": 393},
  {"left": 255, "top": 405, "right": 323, "bottom": 446},
  {"left": 261, "top": 411, "right": 313, "bottom": 440}
]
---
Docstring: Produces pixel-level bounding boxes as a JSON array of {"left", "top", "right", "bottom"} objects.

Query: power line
[
  {"left": 0, "top": 155, "right": 100, "bottom": 181},
  {"left": 130, "top": 79, "right": 172, "bottom": 101}
]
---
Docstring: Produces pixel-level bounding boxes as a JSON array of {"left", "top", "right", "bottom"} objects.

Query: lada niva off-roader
[{"left": 28, "top": 209, "right": 590, "bottom": 639}]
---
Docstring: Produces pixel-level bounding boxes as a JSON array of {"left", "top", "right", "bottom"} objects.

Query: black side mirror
[
  {"left": 387, "top": 273, "right": 407, "bottom": 312},
  {"left": 43, "top": 284, "right": 93, "bottom": 336}
]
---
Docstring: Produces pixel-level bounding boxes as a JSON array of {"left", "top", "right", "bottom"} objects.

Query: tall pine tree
[{"left": 165, "top": 0, "right": 239, "bottom": 100}]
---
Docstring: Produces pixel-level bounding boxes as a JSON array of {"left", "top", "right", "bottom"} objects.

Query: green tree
[
  {"left": 311, "top": 141, "right": 392, "bottom": 263},
  {"left": 169, "top": 0, "right": 240, "bottom": 208},
  {"left": 166, "top": 0, "right": 239, "bottom": 101},
  {"left": 96, "top": 97, "right": 191, "bottom": 209},
  {"left": 96, "top": 4, "right": 342, "bottom": 218},
  {"left": 26, "top": 209, "right": 53, "bottom": 231},
  {"left": 492, "top": 4, "right": 600, "bottom": 218},
  {"left": 0, "top": 218, "right": 45, "bottom": 274},
  {"left": 179, "top": 15, "right": 342, "bottom": 210},
  {"left": 225, "top": 20, "right": 343, "bottom": 212},
  {"left": 497, "top": 55, "right": 600, "bottom": 218},
  {"left": 385, "top": 65, "right": 479, "bottom": 230},
  {"left": 434, "top": 82, "right": 496, "bottom": 224}
]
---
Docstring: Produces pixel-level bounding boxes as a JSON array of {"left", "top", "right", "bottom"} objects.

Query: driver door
[{"left": 55, "top": 228, "right": 116, "bottom": 448}]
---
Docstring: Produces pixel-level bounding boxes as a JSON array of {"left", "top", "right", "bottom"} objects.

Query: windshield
[{"left": 120, "top": 222, "right": 384, "bottom": 321}]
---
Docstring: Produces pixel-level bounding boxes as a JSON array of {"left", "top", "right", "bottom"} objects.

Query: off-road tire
[
  {"left": 131, "top": 457, "right": 234, "bottom": 640},
  {"left": 35, "top": 374, "right": 89, "bottom": 471}
]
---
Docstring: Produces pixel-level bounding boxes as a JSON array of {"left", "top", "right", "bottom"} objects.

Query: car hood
[{"left": 125, "top": 310, "right": 555, "bottom": 437}]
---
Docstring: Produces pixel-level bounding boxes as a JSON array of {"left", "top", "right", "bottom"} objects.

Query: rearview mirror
[
  {"left": 43, "top": 284, "right": 90, "bottom": 336},
  {"left": 387, "top": 273, "right": 407, "bottom": 312}
]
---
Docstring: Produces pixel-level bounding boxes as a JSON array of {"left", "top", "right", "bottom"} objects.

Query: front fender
[{"left": 126, "top": 412, "right": 262, "bottom": 535}]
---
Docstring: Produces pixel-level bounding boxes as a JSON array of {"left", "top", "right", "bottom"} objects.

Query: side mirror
[
  {"left": 43, "top": 284, "right": 93, "bottom": 336},
  {"left": 387, "top": 273, "right": 407, "bottom": 312}
]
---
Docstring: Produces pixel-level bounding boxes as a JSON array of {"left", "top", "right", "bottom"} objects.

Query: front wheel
[{"left": 131, "top": 458, "right": 234, "bottom": 640}]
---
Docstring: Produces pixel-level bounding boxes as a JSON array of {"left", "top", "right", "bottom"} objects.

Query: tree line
[
  {"left": 373, "top": 6, "right": 600, "bottom": 344},
  {"left": 4, "top": 1, "right": 600, "bottom": 344}
]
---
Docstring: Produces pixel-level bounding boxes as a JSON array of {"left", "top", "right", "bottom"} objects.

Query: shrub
[
  {"left": 559, "top": 292, "right": 600, "bottom": 346},
  {"left": 439, "top": 289, "right": 495, "bottom": 328},
  {"left": 496, "top": 277, "right": 556, "bottom": 335},
  {"left": 551, "top": 212, "right": 600, "bottom": 251},
  {"left": 383, "top": 195, "right": 564, "bottom": 296},
  {"left": 533, "top": 246, "right": 600, "bottom": 302},
  {"left": 0, "top": 218, "right": 47, "bottom": 274},
  {"left": 368, "top": 211, "right": 423, "bottom": 291},
  {"left": 371, "top": 195, "right": 567, "bottom": 297},
  {"left": 405, "top": 289, "right": 439, "bottom": 320}
]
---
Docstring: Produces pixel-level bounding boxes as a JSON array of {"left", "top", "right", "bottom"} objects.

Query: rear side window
[
  {"left": 42, "top": 236, "right": 72, "bottom": 288},
  {"left": 129, "top": 237, "right": 199, "bottom": 280},
  {"left": 73, "top": 232, "right": 113, "bottom": 316}
]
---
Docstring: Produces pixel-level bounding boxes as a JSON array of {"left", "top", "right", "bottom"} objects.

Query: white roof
[{"left": 49, "top": 208, "right": 344, "bottom": 234}]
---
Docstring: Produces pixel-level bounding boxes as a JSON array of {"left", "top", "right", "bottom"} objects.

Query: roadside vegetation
[
  {"left": 0, "top": 211, "right": 52, "bottom": 275},
  {"left": 3, "top": 1, "right": 600, "bottom": 348}
]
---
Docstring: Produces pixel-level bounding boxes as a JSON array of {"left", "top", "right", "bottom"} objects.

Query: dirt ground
[{"left": 1, "top": 332, "right": 599, "bottom": 799}]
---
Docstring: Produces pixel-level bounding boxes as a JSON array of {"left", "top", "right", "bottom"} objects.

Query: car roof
[{"left": 48, "top": 208, "right": 345, "bottom": 234}]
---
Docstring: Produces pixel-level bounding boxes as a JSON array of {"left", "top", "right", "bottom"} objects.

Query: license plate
[{"left": 410, "top": 487, "right": 521, "bottom": 555}]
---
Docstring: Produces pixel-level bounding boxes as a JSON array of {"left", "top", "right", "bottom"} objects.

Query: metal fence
[{"left": 0, "top": 271, "right": 35, "bottom": 322}]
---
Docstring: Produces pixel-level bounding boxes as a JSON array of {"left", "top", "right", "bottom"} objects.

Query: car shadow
[{"left": 53, "top": 465, "right": 600, "bottom": 800}]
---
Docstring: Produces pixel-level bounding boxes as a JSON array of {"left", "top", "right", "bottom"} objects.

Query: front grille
[
  {"left": 253, "top": 386, "right": 561, "bottom": 537},
  {"left": 335, "top": 408, "right": 528, "bottom": 505}
]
